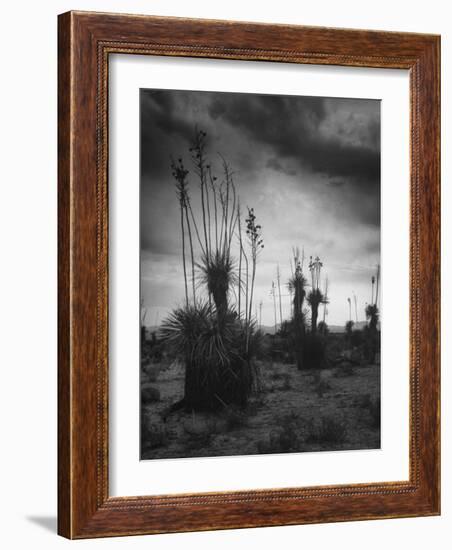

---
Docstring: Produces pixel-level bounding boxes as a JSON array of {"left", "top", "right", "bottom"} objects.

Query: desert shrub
[
  {"left": 306, "top": 415, "right": 347, "bottom": 444},
  {"left": 345, "top": 320, "right": 354, "bottom": 341},
  {"left": 141, "top": 419, "right": 167, "bottom": 449},
  {"left": 362, "top": 317, "right": 380, "bottom": 364},
  {"left": 368, "top": 397, "right": 381, "bottom": 429},
  {"left": 317, "top": 321, "right": 329, "bottom": 335},
  {"left": 257, "top": 413, "right": 302, "bottom": 454},
  {"left": 249, "top": 328, "right": 267, "bottom": 360},
  {"left": 350, "top": 329, "right": 364, "bottom": 347},
  {"left": 247, "top": 396, "right": 265, "bottom": 416},
  {"left": 270, "top": 371, "right": 291, "bottom": 388},
  {"left": 280, "top": 372, "right": 292, "bottom": 391},
  {"left": 314, "top": 377, "right": 331, "bottom": 398},
  {"left": 182, "top": 415, "right": 221, "bottom": 450},
  {"left": 223, "top": 405, "right": 248, "bottom": 431},
  {"left": 141, "top": 364, "right": 158, "bottom": 383},
  {"left": 303, "top": 332, "right": 328, "bottom": 369},
  {"left": 333, "top": 362, "right": 355, "bottom": 377},
  {"left": 141, "top": 383, "right": 161, "bottom": 404},
  {"left": 184, "top": 431, "right": 213, "bottom": 451},
  {"left": 356, "top": 393, "right": 372, "bottom": 408}
]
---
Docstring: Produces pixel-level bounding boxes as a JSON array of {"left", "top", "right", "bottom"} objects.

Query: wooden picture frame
[{"left": 58, "top": 11, "right": 440, "bottom": 539}]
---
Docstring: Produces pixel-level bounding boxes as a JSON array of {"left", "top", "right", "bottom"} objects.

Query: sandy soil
[{"left": 141, "top": 359, "right": 380, "bottom": 460}]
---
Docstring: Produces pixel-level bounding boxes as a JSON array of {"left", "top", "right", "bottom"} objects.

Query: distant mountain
[
  {"left": 146, "top": 321, "right": 371, "bottom": 336},
  {"left": 328, "top": 321, "right": 368, "bottom": 333},
  {"left": 261, "top": 321, "right": 370, "bottom": 335},
  {"left": 144, "top": 326, "right": 161, "bottom": 335},
  {"left": 260, "top": 325, "right": 278, "bottom": 335}
]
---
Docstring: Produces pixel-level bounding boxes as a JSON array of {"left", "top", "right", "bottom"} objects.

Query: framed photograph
[{"left": 58, "top": 11, "right": 440, "bottom": 538}]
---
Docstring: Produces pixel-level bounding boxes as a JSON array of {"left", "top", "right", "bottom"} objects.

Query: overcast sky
[{"left": 140, "top": 88, "right": 380, "bottom": 328}]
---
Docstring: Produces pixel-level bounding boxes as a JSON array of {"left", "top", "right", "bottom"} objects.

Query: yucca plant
[
  {"left": 307, "top": 256, "right": 328, "bottom": 334},
  {"left": 365, "top": 303, "right": 379, "bottom": 331},
  {"left": 307, "top": 288, "right": 326, "bottom": 335},
  {"left": 317, "top": 320, "right": 329, "bottom": 336},
  {"left": 364, "top": 303, "right": 380, "bottom": 364},
  {"left": 198, "top": 250, "right": 236, "bottom": 319},
  {"left": 163, "top": 128, "right": 262, "bottom": 411},
  {"left": 345, "top": 319, "right": 354, "bottom": 345},
  {"left": 288, "top": 248, "right": 307, "bottom": 369},
  {"left": 161, "top": 303, "right": 258, "bottom": 410}
]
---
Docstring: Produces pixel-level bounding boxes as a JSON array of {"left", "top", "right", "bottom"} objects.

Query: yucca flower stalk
[
  {"left": 276, "top": 264, "right": 283, "bottom": 327},
  {"left": 171, "top": 157, "right": 190, "bottom": 307},
  {"left": 245, "top": 207, "right": 263, "bottom": 325},
  {"left": 189, "top": 129, "right": 210, "bottom": 257},
  {"left": 237, "top": 202, "right": 243, "bottom": 318}
]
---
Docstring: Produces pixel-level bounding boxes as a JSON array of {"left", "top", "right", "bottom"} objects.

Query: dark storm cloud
[
  {"left": 141, "top": 89, "right": 380, "bottom": 204},
  {"left": 207, "top": 93, "right": 380, "bottom": 190},
  {"left": 140, "top": 90, "right": 195, "bottom": 179},
  {"left": 327, "top": 178, "right": 346, "bottom": 187},
  {"left": 266, "top": 157, "right": 297, "bottom": 176}
]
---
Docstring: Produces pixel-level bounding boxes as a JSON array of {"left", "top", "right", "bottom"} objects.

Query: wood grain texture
[{"left": 57, "top": 11, "right": 440, "bottom": 539}]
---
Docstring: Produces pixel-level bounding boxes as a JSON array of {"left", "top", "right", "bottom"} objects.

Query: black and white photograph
[{"left": 140, "top": 88, "right": 381, "bottom": 460}]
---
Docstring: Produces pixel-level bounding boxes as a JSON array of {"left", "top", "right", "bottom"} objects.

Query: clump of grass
[{"left": 306, "top": 415, "right": 347, "bottom": 444}]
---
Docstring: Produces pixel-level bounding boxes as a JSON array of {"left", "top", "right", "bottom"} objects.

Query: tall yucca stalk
[{"left": 189, "top": 129, "right": 210, "bottom": 257}]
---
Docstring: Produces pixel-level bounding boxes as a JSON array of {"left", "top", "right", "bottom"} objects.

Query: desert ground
[{"left": 141, "top": 356, "right": 380, "bottom": 460}]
